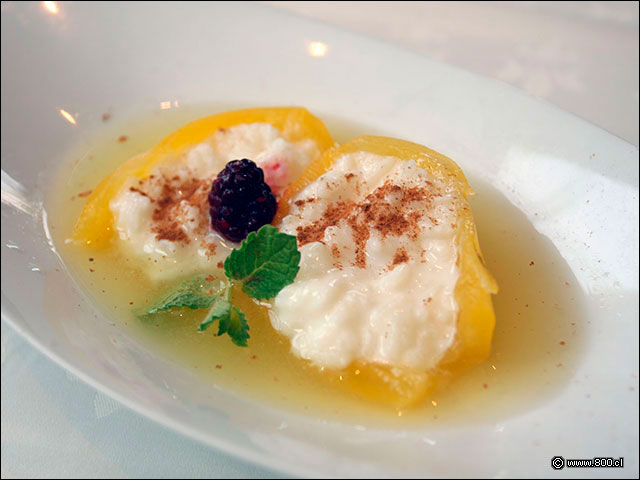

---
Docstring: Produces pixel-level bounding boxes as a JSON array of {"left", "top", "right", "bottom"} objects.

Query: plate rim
[{"left": 2, "top": 2, "right": 638, "bottom": 478}]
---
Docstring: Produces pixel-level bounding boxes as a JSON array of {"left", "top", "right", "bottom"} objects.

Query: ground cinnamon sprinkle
[
  {"left": 154, "top": 226, "right": 189, "bottom": 243},
  {"left": 294, "top": 197, "right": 316, "bottom": 209},
  {"left": 330, "top": 244, "right": 343, "bottom": 269},
  {"left": 296, "top": 200, "right": 356, "bottom": 246},
  {"left": 389, "top": 247, "right": 409, "bottom": 270},
  {"left": 295, "top": 179, "right": 439, "bottom": 268},
  {"left": 347, "top": 216, "right": 370, "bottom": 268},
  {"left": 129, "top": 186, "right": 152, "bottom": 199},
  {"left": 128, "top": 173, "right": 213, "bottom": 244},
  {"left": 202, "top": 241, "right": 217, "bottom": 257},
  {"left": 374, "top": 212, "right": 412, "bottom": 238}
]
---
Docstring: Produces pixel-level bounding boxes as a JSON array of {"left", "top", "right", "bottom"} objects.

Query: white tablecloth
[{"left": 2, "top": 2, "right": 638, "bottom": 478}]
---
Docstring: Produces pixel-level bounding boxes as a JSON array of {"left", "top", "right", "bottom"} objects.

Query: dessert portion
[
  {"left": 273, "top": 136, "right": 498, "bottom": 405},
  {"left": 272, "top": 152, "right": 460, "bottom": 371},
  {"left": 71, "top": 107, "right": 334, "bottom": 279},
  {"left": 68, "top": 108, "right": 498, "bottom": 408}
]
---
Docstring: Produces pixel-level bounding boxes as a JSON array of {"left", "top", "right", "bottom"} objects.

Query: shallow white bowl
[{"left": 2, "top": 2, "right": 638, "bottom": 477}]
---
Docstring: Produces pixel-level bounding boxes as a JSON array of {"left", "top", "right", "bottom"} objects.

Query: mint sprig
[
  {"left": 198, "top": 287, "right": 250, "bottom": 347},
  {"left": 225, "top": 225, "right": 301, "bottom": 300},
  {"left": 143, "top": 275, "right": 220, "bottom": 315},
  {"left": 139, "top": 225, "right": 300, "bottom": 346}
]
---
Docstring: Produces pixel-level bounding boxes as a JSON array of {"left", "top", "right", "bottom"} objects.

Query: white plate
[{"left": 1, "top": 2, "right": 638, "bottom": 477}]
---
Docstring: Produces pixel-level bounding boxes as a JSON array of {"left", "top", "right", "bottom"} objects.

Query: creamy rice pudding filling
[
  {"left": 272, "top": 152, "right": 462, "bottom": 370},
  {"left": 109, "top": 123, "right": 317, "bottom": 279}
]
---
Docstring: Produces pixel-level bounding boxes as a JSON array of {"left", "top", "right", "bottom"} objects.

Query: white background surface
[
  {"left": 2, "top": 2, "right": 638, "bottom": 478},
  {"left": 266, "top": 1, "right": 639, "bottom": 146}
]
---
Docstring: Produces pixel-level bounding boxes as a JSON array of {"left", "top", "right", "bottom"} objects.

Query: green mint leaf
[
  {"left": 143, "top": 275, "right": 220, "bottom": 315},
  {"left": 198, "top": 291, "right": 230, "bottom": 332},
  {"left": 219, "top": 306, "right": 250, "bottom": 347},
  {"left": 138, "top": 224, "right": 299, "bottom": 348},
  {"left": 198, "top": 287, "right": 250, "bottom": 347},
  {"left": 224, "top": 224, "right": 300, "bottom": 300}
]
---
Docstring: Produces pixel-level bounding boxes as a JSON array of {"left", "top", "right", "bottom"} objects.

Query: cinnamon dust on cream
[
  {"left": 130, "top": 173, "right": 213, "bottom": 249},
  {"left": 128, "top": 170, "right": 445, "bottom": 270},
  {"left": 296, "top": 180, "right": 442, "bottom": 269}
]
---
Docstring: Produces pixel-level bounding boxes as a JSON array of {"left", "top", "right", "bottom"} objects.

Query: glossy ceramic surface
[{"left": 2, "top": 2, "right": 638, "bottom": 477}]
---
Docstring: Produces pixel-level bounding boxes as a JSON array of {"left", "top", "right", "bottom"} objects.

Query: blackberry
[{"left": 208, "top": 159, "right": 277, "bottom": 242}]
